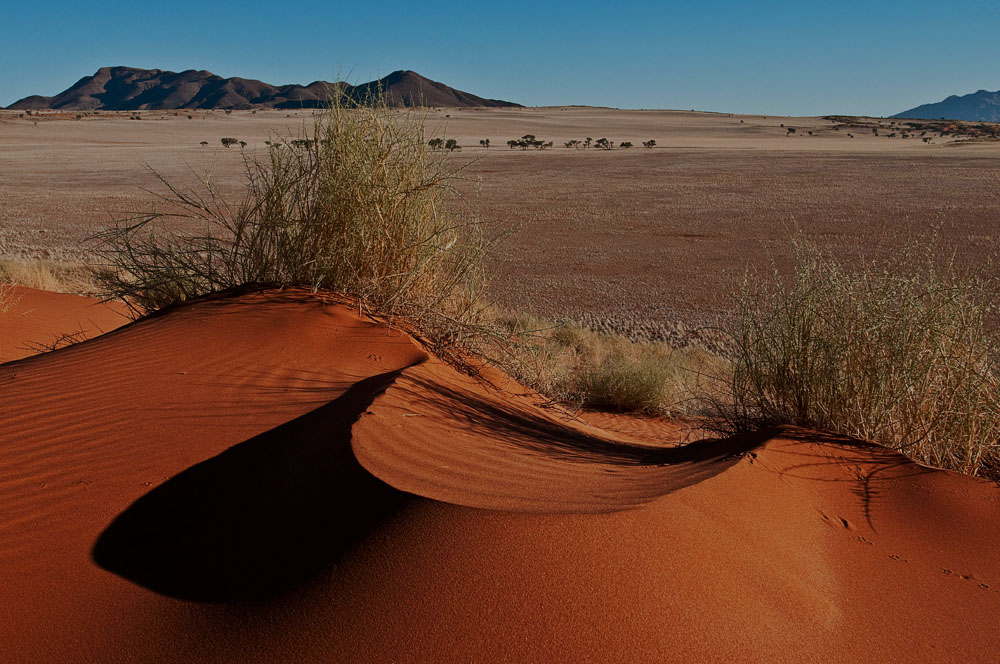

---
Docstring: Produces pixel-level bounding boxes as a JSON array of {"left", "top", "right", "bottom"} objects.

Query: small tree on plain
[
  {"left": 565, "top": 140, "right": 581, "bottom": 148},
  {"left": 221, "top": 137, "right": 239, "bottom": 148},
  {"left": 428, "top": 137, "right": 444, "bottom": 150},
  {"left": 479, "top": 138, "right": 490, "bottom": 149},
  {"left": 619, "top": 141, "right": 633, "bottom": 149},
  {"left": 594, "top": 137, "right": 613, "bottom": 150},
  {"left": 445, "top": 139, "right": 461, "bottom": 151},
  {"left": 642, "top": 139, "right": 656, "bottom": 148},
  {"left": 583, "top": 137, "right": 593, "bottom": 148}
]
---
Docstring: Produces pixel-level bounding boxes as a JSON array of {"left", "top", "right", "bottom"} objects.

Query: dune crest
[{"left": 1, "top": 289, "right": 998, "bottom": 662}]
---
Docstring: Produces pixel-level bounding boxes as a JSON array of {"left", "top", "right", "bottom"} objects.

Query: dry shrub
[
  {"left": 713, "top": 241, "right": 1000, "bottom": 476},
  {"left": 92, "top": 91, "right": 493, "bottom": 346}
]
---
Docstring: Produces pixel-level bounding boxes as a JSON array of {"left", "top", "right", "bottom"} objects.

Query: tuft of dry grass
[
  {"left": 710, "top": 241, "right": 1000, "bottom": 476},
  {"left": 92, "top": 90, "right": 494, "bottom": 349},
  {"left": 494, "top": 311, "right": 725, "bottom": 416},
  {"left": 0, "top": 259, "right": 93, "bottom": 294}
]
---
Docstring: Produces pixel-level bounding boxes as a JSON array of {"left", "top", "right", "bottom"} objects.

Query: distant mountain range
[
  {"left": 5, "top": 67, "right": 521, "bottom": 110},
  {"left": 893, "top": 89, "right": 1000, "bottom": 122}
]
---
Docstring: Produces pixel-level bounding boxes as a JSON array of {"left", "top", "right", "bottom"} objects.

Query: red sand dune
[
  {"left": 0, "top": 285, "right": 129, "bottom": 363},
  {"left": 1, "top": 288, "right": 998, "bottom": 663}
]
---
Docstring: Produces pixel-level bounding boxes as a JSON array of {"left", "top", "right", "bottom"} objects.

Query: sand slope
[
  {"left": 0, "top": 285, "right": 129, "bottom": 363},
  {"left": 1, "top": 289, "right": 998, "bottom": 663}
]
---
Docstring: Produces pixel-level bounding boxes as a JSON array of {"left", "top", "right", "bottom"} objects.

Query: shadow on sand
[{"left": 92, "top": 369, "right": 413, "bottom": 602}]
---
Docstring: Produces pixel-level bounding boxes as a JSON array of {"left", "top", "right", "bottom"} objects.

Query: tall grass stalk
[{"left": 713, "top": 242, "right": 1000, "bottom": 476}]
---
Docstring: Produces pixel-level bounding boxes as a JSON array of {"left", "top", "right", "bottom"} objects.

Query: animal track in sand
[{"left": 941, "top": 568, "right": 992, "bottom": 588}]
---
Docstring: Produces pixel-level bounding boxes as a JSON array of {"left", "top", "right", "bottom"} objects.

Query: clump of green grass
[
  {"left": 712, "top": 241, "right": 1000, "bottom": 476},
  {"left": 92, "top": 90, "right": 492, "bottom": 348}
]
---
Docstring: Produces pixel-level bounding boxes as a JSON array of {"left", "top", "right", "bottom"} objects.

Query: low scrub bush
[
  {"left": 93, "top": 91, "right": 493, "bottom": 350},
  {"left": 711, "top": 241, "right": 1000, "bottom": 476}
]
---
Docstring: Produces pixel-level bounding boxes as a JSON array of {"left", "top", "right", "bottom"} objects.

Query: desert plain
[
  {"left": 2, "top": 107, "right": 1000, "bottom": 662},
  {"left": 5, "top": 106, "right": 1000, "bottom": 331}
]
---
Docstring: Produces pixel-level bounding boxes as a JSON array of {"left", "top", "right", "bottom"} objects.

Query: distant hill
[
  {"left": 892, "top": 89, "right": 1000, "bottom": 122},
  {"left": 5, "top": 67, "right": 521, "bottom": 110}
]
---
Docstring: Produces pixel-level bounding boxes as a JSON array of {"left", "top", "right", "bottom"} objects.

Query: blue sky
[{"left": 3, "top": 0, "right": 999, "bottom": 115}]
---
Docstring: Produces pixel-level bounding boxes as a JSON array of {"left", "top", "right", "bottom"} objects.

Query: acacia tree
[
  {"left": 583, "top": 137, "right": 593, "bottom": 148},
  {"left": 509, "top": 134, "right": 545, "bottom": 149},
  {"left": 619, "top": 141, "right": 633, "bottom": 149},
  {"left": 479, "top": 138, "right": 490, "bottom": 148},
  {"left": 445, "top": 138, "right": 461, "bottom": 151},
  {"left": 428, "top": 137, "right": 445, "bottom": 150},
  {"left": 594, "top": 137, "right": 613, "bottom": 150},
  {"left": 642, "top": 139, "right": 656, "bottom": 148}
]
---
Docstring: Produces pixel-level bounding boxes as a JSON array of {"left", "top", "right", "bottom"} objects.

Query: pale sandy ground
[{"left": 3, "top": 107, "right": 999, "bottom": 331}]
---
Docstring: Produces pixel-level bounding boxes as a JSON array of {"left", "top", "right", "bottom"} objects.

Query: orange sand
[
  {"left": 0, "top": 286, "right": 129, "bottom": 363},
  {"left": 1, "top": 288, "right": 997, "bottom": 662}
]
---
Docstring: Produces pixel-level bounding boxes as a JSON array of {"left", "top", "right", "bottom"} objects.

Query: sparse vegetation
[
  {"left": 642, "top": 140, "right": 656, "bottom": 148},
  {"left": 708, "top": 240, "right": 1000, "bottom": 476},
  {"left": 594, "top": 137, "right": 613, "bottom": 150},
  {"left": 93, "top": 91, "right": 494, "bottom": 353},
  {"left": 220, "top": 137, "right": 239, "bottom": 148}
]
